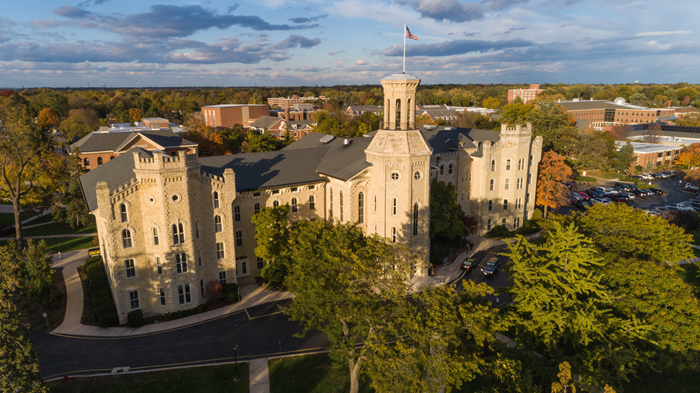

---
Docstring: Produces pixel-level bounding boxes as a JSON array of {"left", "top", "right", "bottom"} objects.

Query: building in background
[
  {"left": 615, "top": 141, "right": 680, "bottom": 169},
  {"left": 267, "top": 95, "right": 328, "bottom": 108},
  {"left": 508, "top": 84, "right": 544, "bottom": 104},
  {"left": 201, "top": 104, "right": 269, "bottom": 127},
  {"left": 558, "top": 98, "right": 677, "bottom": 131}
]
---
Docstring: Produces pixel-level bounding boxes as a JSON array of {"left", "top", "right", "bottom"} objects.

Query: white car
[
  {"left": 597, "top": 197, "right": 613, "bottom": 205},
  {"left": 685, "top": 183, "right": 700, "bottom": 191},
  {"left": 677, "top": 203, "right": 699, "bottom": 211},
  {"left": 640, "top": 174, "right": 653, "bottom": 180}
]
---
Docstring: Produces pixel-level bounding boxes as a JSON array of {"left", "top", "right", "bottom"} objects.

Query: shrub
[
  {"left": 530, "top": 208, "right": 543, "bottom": 222},
  {"left": 515, "top": 219, "right": 541, "bottom": 236},
  {"left": 83, "top": 257, "right": 119, "bottom": 327},
  {"left": 574, "top": 176, "right": 596, "bottom": 183},
  {"left": 222, "top": 283, "right": 239, "bottom": 303},
  {"left": 127, "top": 310, "right": 144, "bottom": 328},
  {"left": 205, "top": 280, "right": 223, "bottom": 302},
  {"left": 484, "top": 225, "right": 512, "bottom": 239}
]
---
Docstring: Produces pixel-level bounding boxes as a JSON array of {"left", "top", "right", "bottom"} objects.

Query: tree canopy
[{"left": 535, "top": 151, "right": 572, "bottom": 218}]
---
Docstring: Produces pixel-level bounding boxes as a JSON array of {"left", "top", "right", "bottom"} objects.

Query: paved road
[
  {"left": 454, "top": 245, "right": 513, "bottom": 308},
  {"left": 33, "top": 299, "right": 327, "bottom": 379}
]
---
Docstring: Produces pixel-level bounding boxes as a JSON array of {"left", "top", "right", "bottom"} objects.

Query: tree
[
  {"left": 615, "top": 141, "right": 635, "bottom": 174},
  {"left": 53, "top": 151, "right": 94, "bottom": 229},
  {"left": 0, "top": 243, "right": 48, "bottom": 392},
  {"left": 242, "top": 131, "right": 282, "bottom": 153},
  {"left": 283, "top": 221, "right": 416, "bottom": 393},
  {"left": 59, "top": 108, "right": 101, "bottom": 140},
  {"left": 252, "top": 205, "right": 291, "bottom": 288},
  {"left": 675, "top": 142, "right": 700, "bottom": 170},
  {"left": 429, "top": 179, "right": 465, "bottom": 241},
  {"left": 529, "top": 102, "right": 579, "bottom": 152},
  {"left": 0, "top": 97, "right": 64, "bottom": 250},
  {"left": 551, "top": 362, "right": 576, "bottom": 393},
  {"left": 36, "top": 108, "right": 60, "bottom": 131},
  {"left": 644, "top": 124, "right": 663, "bottom": 143},
  {"left": 128, "top": 108, "right": 142, "bottom": 123},
  {"left": 482, "top": 96, "right": 501, "bottom": 109},
  {"left": 608, "top": 124, "right": 634, "bottom": 141},
  {"left": 21, "top": 240, "right": 57, "bottom": 310},
  {"left": 498, "top": 102, "right": 535, "bottom": 125},
  {"left": 565, "top": 132, "right": 614, "bottom": 170},
  {"left": 535, "top": 151, "right": 572, "bottom": 218}
]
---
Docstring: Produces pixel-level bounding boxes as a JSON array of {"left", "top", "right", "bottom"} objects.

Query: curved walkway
[{"left": 51, "top": 250, "right": 294, "bottom": 338}]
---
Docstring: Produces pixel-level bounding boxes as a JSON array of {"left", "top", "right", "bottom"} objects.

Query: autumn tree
[
  {"left": 551, "top": 362, "right": 576, "bottom": 393},
  {"left": 535, "top": 151, "right": 572, "bottom": 218},
  {"left": 59, "top": 108, "right": 101, "bottom": 140},
  {"left": 529, "top": 101, "right": 579, "bottom": 152},
  {"left": 36, "top": 108, "right": 60, "bottom": 131},
  {"left": 128, "top": 108, "right": 143, "bottom": 123},
  {"left": 482, "top": 96, "right": 501, "bottom": 109},
  {"left": 608, "top": 124, "right": 634, "bottom": 141},
  {"left": 498, "top": 102, "right": 535, "bottom": 125},
  {"left": 675, "top": 143, "right": 700, "bottom": 183}
]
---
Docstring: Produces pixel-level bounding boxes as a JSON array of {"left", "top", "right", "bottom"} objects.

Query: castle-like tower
[{"left": 365, "top": 74, "right": 432, "bottom": 275}]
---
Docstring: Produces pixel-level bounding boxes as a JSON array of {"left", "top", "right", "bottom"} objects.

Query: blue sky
[{"left": 0, "top": 0, "right": 698, "bottom": 87}]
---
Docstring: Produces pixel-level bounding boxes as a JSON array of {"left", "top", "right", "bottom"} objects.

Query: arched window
[
  {"left": 329, "top": 187, "right": 333, "bottom": 218},
  {"left": 440, "top": 165, "right": 444, "bottom": 176},
  {"left": 213, "top": 191, "right": 220, "bottom": 209},
  {"left": 357, "top": 193, "right": 364, "bottom": 224},
  {"left": 234, "top": 206, "right": 241, "bottom": 222},
  {"left": 120, "top": 204, "right": 128, "bottom": 222},
  {"left": 505, "top": 178, "right": 510, "bottom": 190},
  {"left": 506, "top": 159, "right": 511, "bottom": 170},
  {"left": 291, "top": 198, "right": 298, "bottom": 213},
  {"left": 406, "top": 98, "right": 411, "bottom": 127},
  {"left": 413, "top": 203, "right": 418, "bottom": 236},
  {"left": 176, "top": 253, "right": 188, "bottom": 273},
  {"left": 392, "top": 198, "right": 397, "bottom": 215},
  {"left": 339, "top": 191, "right": 344, "bottom": 221},
  {"left": 491, "top": 160, "right": 496, "bottom": 171},
  {"left": 156, "top": 256, "right": 162, "bottom": 275},
  {"left": 448, "top": 164, "right": 453, "bottom": 174},
  {"left": 214, "top": 215, "right": 222, "bottom": 233},
  {"left": 254, "top": 203, "right": 260, "bottom": 215},
  {"left": 273, "top": 200, "right": 279, "bottom": 208},
  {"left": 97, "top": 157, "right": 103, "bottom": 166},
  {"left": 395, "top": 98, "right": 401, "bottom": 130},
  {"left": 84, "top": 158, "right": 90, "bottom": 167},
  {"left": 152, "top": 227, "right": 159, "bottom": 246},
  {"left": 172, "top": 223, "right": 185, "bottom": 245},
  {"left": 309, "top": 196, "right": 315, "bottom": 210},
  {"left": 122, "top": 229, "right": 132, "bottom": 248},
  {"left": 391, "top": 227, "right": 397, "bottom": 243}
]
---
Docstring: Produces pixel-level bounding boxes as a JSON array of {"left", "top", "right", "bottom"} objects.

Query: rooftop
[
  {"left": 615, "top": 141, "right": 677, "bottom": 153},
  {"left": 202, "top": 104, "right": 269, "bottom": 108}
]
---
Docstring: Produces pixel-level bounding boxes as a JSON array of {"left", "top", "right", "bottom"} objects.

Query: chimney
[{"left": 285, "top": 102, "right": 290, "bottom": 121}]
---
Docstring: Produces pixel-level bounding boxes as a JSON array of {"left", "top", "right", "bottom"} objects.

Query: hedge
[
  {"left": 222, "top": 283, "right": 239, "bottom": 304},
  {"left": 127, "top": 309, "right": 144, "bottom": 328},
  {"left": 574, "top": 176, "right": 597, "bottom": 183},
  {"left": 84, "top": 256, "right": 120, "bottom": 327}
]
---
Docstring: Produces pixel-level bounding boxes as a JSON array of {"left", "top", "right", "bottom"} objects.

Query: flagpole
[{"left": 403, "top": 24, "right": 406, "bottom": 74}]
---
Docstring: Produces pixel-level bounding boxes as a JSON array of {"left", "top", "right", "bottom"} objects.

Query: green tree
[
  {"left": 21, "top": 240, "right": 58, "bottom": 310},
  {"left": 499, "top": 102, "right": 535, "bottom": 125},
  {"left": 0, "top": 243, "right": 48, "bottom": 392},
  {"left": 53, "top": 151, "right": 94, "bottom": 229},
  {"left": 252, "top": 205, "right": 291, "bottom": 287},
  {"left": 59, "top": 108, "right": 101, "bottom": 140},
  {"left": 283, "top": 221, "right": 416, "bottom": 393},
  {"left": 615, "top": 141, "right": 635, "bottom": 174},
  {"left": 429, "top": 179, "right": 465, "bottom": 241},
  {"left": 243, "top": 131, "right": 282, "bottom": 153},
  {"left": 530, "top": 102, "right": 579, "bottom": 152}
]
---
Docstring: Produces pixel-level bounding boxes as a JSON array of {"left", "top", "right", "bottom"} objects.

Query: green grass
[
  {"left": 622, "top": 369, "right": 700, "bottom": 393},
  {"left": 0, "top": 211, "right": 37, "bottom": 226},
  {"left": 47, "top": 363, "right": 249, "bottom": 393},
  {"left": 574, "top": 175, "right": 597, "bottom": 183},
  {"left": 24, "top": 213, "right": 54, "bottom": 226},
  {"left": 269, "top": 353, "right": 374, "bottom": 393},
  {"left": 23, "top": 221, "right": 96, "bottom": 237},
  {"left": 0, "top": 236, "right": 95, "bottom": 253}
]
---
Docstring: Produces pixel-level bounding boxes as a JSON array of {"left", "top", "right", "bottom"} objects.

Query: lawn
[
  {"left": 0, "top": 236, "right": 95, "bottom": 253},
  {"left": 47, "top": 363, "right": 249, "bottom": 393},
  {"left": 622, "top": 369, "right": 700, "bottom": 393},
  {"left": 269, "top": 353, "right": 373, "bottom": 393},
  {"left": 0, "top": 211, "right": 37, "bottom": 226},
  {"left": 23, "top": 221, "right": 97, "bottom": 237}
]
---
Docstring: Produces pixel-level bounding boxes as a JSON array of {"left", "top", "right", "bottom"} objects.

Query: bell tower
[{"left": 365, "top": 74, "right": 432, "bottom": 277}]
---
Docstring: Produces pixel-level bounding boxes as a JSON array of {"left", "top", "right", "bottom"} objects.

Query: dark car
[
  {"left": 481, "top": 257, "right": 501, "bottom": 276},
  {"left": 460, "top": 258, "right": 479, "bottom": 272},
  {"left": 614, "top": 183, "right": 632, "bottom": 191},
  {"left": 628, "top": 184, "right": 640, "bottom": 191},
  {"left": 649, "top": 187, "right": 664, "bottom": 195},
  {"left": 574, "top": 201, "right": 593, "bottom": 210},
  {"left": 562, "top": 181, "right": 574, "bottom": 188},
  {"left": 611, "top": 194, "right": 630, "bottom": 203}
]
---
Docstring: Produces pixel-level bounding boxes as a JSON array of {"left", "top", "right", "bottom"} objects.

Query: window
[
  {"left": 96, "top": 157, "right": 103, "bottom": 166},
  {"left": 506, "top": 159, "right": 511, "bottom": 170},
  {"left": 440, "top": 165, "right": 444, "bottom": 176},
  {"left": 120, "top": 204, "right": 128, "bottom": 222},
  {"left": 272, "top": 189, "right": 280, "bottom": 195},
  {"left": 502, "top": 218, "right": 507, "bottom": 227},
  {"left": 391, "top": 227, "right": 397, "bottom": 243},
  {"left": 122, "top": 229, "right": 132, "bottom": 248},
  {"left": 213, "top": 191, "right": 220, "bottom": 209},
  {"left": 488, "top": 200, "right": 493, "bottom": 211},
  {"left": 200, "top": 279, "right": 205, "bottom": 297},
  {"left": 159, "top": 288, "right": 166, "bottom": 306},
  {"left": 329, "top": 187, "right": 333, "bottom": 218},
  {"left": 254, "top": 203, "right": 260, "bottom": 215},
  {"left": 527, "top": 174, "right": 532, "bottom": 185},
  {"left": 291, "top": 198, "right": 298, "bottom": 213},
  {"left": 339, "top": 191, "right": 344, "bottom": 221},
  {"left": 178, "top": 284, "right": 191, "bottom": 305},
  {"left": 413, "top": 203, "right": 418, "bottom": 236},
  {"left": 518, "top": 159, "right": 524, "bottom": 170},
  {"left": 391, "top": 172, "right": 399, "bottom": 180},
  {"left": 195, "top": 221, "right": 200, "bottom": 239},
  {"left": 156, "top": 256, "right": 162, "bottom": 275},
  {"left": 357, "top": 193, "right": 364, "bottom": 224},
  {"left": 505, "top": 178, "right": 510, "bottom": 190},
  {"left": 515, "top": 198, "right": 522, "bottom": 210},
  {"left": 84, "top": 158, "right": 90, "bottom": 167},
  {"left": 414, "top": 171, "right": 421, "bottom": 180},
  {"left": 526, "top": 193, "right": 531, "bottom": 204},
  {"left": 219, "top": 271, "right": 227, "bottom": 285},
  {"left": 491, "top": 160, "right": 496, "bottom": 171},
  {"left": 448, "top": 164, "right": 453, "bottom": 174},
  {"left": 125, "top": 259, "right": 136, "bottom": 278},
  {"left": 214, "top": 215, "right": 222, "bottom": 233},
  {"left": 172, "top": 223, "right": 185, "bottom": 245},
  {"left": 234, "top": 206, "right": 241, "bottom": 222},
  {"left": 273, "top": 200, "right": 279, "bottom": 207},
  {"left": 503, "top": 199, "right": 508, "bottom": 210},
  {"left": 374, "top": 195, "right": 377, "bottom": 212},
  {"left": 490, "top": 179, "right": 494, "bottom": 191},
  {"left": 309, "top": 196, "right": 315, "bottom": 210},
  {"left": 217, "top": 242, "right": 225, "bottom": 259},
  {"left": 152, "top": 227, "right": 159, "bottom": 246},
  {"left": 257, "top": 257, "right": 264, "bottom": 270},
  {"left": 517, "top": 178, "right": 523, "bottom": 189},
  {"left": 253, "top": 192, "right": 261, "bottom": 197},
  {"left": 129, "top": 290, "right": 139, "bottom": 310},
  {"left": 487, "top": 219, "right": 492, "bottom": 231},
  {"left": 514, "top": 217, "right": 521, "bottom": 228},
  {"left": 176, "top": 253, "right": 187, "bottom": 273},
  {"left": 392, "top": 198, "right": 397, "bottom": 215},
  {"left": 657, "top": 152, "right": 663, "bottom": 158}
]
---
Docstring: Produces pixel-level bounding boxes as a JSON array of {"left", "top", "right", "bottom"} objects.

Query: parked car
[
  {"left": 663, "top": 171, "right": 677, "bottom": 178},
  {"left": 685, "top": 183, "right": 700, "bottom": 191},
  {"left": 576, "top": 191, "right": 590, "bottom": 201},
  {"left": 481, "top": 257, "right": 501, "bottom": 276},
  {"left": 628, "top": 184, "right": 640, "bottom": 191},
  {"left": 460, "top": 258, "right": 479, "bottom": 272},
  {"left": 639, "top": 189, "right": 655, "bottom": 197},
  {"left": 676, "top": 203, "right": 699, "bottom": 212},
  {"left": 588, "top": 189, "right": 605, "bottom": 197},
  {"left": 625, "top": 192, "right": 636, "bottom": 200},
  {"left": 589, "top": 199, "right": 603, "bottom": 205},
  {"left": 614, "top": 183, "right": 632, "bottom": 191},
  {"left": 640, "top": 174, "right": 653, "bottom": 180},
  {"left": 611, "top": 194, "right": 630, "bottom": 203},
  {"left": 596, "top": 197, "right": 613, "bottom": 205},
  {"left": 562, "top": 181, "right": 574, "bottom": 188},
  {"left": 574, "top": 201, "right": 593, "bottom": 211},
  {"left": 649, "top": 187, "right": 664, "bottom": 195}
]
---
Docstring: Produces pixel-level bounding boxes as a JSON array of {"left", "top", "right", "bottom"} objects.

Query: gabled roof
[
  {"left": 346, "top": 105, "right": 383, "bottom": 114},
  {"left": 250, "top": 116, "right": 283, "bottom": 130},
  {"left": 421, "top": 109, "right": 461, "bottom": 118},
  {"left": 72, "top": 130, "right": 196, "bottom": 153}
]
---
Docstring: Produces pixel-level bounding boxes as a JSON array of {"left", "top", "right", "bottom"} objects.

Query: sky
[{"left": 0, "top": 0, "right": 698, "bottom": 87}]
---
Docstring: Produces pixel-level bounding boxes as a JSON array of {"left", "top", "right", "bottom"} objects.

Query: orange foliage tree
[
  {"left": 128, "top": 108, "right": 142, "bottom": 123},
  {"left": 676, "top": 143, "right": 700, "bottom": 183},
  {"left": 536, "top": 151, "right": 572, "bottom": 218},
  {"left": 37, "top": 108, "right": 60, "bottom": 130}
]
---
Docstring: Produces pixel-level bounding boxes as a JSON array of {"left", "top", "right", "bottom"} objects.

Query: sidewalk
[
  {"left": 249, "top": 358, "right": 270, "bottom": 393},
  {"left": 52, "top": 250, "right": 294, "bottom": 338}
]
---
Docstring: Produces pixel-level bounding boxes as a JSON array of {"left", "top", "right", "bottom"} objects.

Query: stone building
[{"left": 80, "top": 73, "right": 542, "bottom": 324}]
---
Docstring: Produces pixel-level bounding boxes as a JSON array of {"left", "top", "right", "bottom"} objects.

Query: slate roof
[
  {"left": 249, "top": 116, "right": 283, "bottom": 129},
  {"left": 72, "top": 130, "right": 196, "bottom": 153},
  {"left": 420, "top": 125, "right": 500, "bottom": 154},
  {"left": 346, "top": 105, "right": 383, "bottom": 114},
  {"left": 421, "top": 109, "right": 461, "bottom": 119},
  {"left": 80, "top": 148, "right": 152, "bottom": 211}
]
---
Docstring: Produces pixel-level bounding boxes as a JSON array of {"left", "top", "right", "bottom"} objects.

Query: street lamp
[{"left": 234, "top": 344, "right": 239, "bottom": 381}]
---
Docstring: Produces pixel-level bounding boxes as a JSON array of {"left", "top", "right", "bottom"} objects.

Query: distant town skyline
[{"left": 1, "top": 0, "right": 698, "bottom": 88}]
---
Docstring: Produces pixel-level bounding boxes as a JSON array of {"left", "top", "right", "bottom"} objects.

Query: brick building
[
  {"left": 201, "top": 104, "right": 269, "bottom": 128},
  {"left": 507, "top": 84, "right": 544, "bottom": 104},
  {"left": 558, "top": 98, "right": 676, "bottom": 130},
  {"left": 267, "top": 95, "right": 328, "bottom": 108}
]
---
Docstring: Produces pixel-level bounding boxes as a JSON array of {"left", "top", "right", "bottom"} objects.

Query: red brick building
[
  {"left": 201, "top": 104, "right": 269, "bottom": 127},
  {"left": 507, "top": 84, "right": 544, "bottom": 104},
  {"left": 267, "top": 95, "right": 328, "bottom": 108},
  {"left": 558, "top": 99, "right": 676, "bottom": 130}
]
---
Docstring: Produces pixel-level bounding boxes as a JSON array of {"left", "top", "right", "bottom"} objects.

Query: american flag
[{"left": 405, "top": 26, "right": 418, "bottom": 40}]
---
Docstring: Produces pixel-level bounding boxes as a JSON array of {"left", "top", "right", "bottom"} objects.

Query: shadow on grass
[{"left": 269, "top": 353, "right": 373, "bottom": 393}]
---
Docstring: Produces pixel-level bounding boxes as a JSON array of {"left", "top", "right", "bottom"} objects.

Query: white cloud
[{"left": 356, "top": 59, "right": 369, "bottom": 65}]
